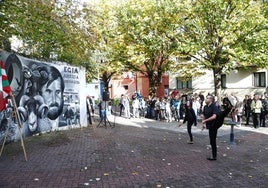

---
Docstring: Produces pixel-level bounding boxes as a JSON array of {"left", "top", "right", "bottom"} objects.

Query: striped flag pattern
[{"left": 0, "top": 59, "right": 11, "bottom": 111}]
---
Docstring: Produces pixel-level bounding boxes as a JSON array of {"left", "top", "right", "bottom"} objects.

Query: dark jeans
[
  {"left": 260, "top": 111, "right": 266, "bottom": 127},
  {"left": 244, "top": 109, "right": 251, "bottom": 125},
  {"left": 147, "top": 107, "right": 154, "bottom": 119},
  {"left": 252, "top": 113, "right": 260, "bottom": 128},
  {"left": 119, "top": 104, "right": 124, "bottom": 116},
  {"left": 209, "top": 126, "right": 219, "bottom": 159},
  {"left": 187, "top": 121, "right": 194, "bottom": 141}
]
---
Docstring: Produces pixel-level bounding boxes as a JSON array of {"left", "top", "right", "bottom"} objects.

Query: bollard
[
  {"left": 230, "top": 124, "right": 235, "bottom": 145},
  {"left": 225, "top": 120, "right": 237, "bottom": 145}
]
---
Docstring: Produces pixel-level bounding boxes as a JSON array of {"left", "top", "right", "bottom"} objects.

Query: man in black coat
[{"left": 202, "top": 94, "right": 234, "bottom": 161}]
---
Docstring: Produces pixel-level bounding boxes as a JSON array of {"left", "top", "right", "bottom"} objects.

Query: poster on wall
[{"left": 0, "top": 51, "right": 87, "bottom": 143}]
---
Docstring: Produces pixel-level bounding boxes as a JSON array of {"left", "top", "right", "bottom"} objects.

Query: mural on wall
[{"left": 0, "top": 51, "right": 86, "bottom": 143}]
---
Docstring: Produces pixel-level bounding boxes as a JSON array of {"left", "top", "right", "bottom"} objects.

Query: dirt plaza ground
[{"left": 0, "top": 115, "right": 268, "bottom": 188}]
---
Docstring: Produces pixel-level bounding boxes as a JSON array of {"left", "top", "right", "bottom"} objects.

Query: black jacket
[{"left": 183, "top": 107, "right": 197, "bottom": 125}]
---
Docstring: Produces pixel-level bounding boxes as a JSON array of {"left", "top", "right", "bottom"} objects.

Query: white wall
[{"left": 170, "top": 68, "right": 268, "bottom": 99}]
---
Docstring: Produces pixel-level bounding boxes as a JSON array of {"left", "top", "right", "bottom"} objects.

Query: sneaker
[
  {"left": 187, "top": 141, "right": 194, "bottom": 144},
  {"left": 207, "top": 157, "right": 217, "bottom": 161}
]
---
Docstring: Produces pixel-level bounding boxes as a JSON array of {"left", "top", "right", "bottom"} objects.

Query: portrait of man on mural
[{"left": 38, "top": 66, "right": 65, "bottom": 120}]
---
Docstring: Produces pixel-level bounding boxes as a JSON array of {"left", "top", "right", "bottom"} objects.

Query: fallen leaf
[
  {"left": 103, "top": 173, "right": 109, "bottom": 176},
  {"left": 248, "top": 175, "right": 253, "bottom": 178},
  {"left": 84, "top": 183, "right": 89, "bottom": 186},
  {"left": 132, "top": 171, "right": 139, "bottom": 175},
  {"left": 116, "top": 166, "right": 123, "bottom": 171},
  {"left": 156, "top": 184, "right": 162, "bottom": 188},
  {"left": 223, "top": 154, "right": 227, "bottom": 157},
  {"left": 96, "top": 178, "right": 101, "bottom": 181},
  {"left": 34, "top": 178, "right": 39, "bottom": 181}
]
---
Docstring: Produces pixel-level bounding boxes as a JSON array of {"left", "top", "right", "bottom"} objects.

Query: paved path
[{"left": 0, "top": 115, "right": 267, "bottom": 188}]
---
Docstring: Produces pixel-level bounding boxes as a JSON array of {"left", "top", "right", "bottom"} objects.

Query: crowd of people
[
  {"left": 117, "top": 90, "right": 268, "bottom": 161},
  {"left": 118, "top": 90, "right": 268, "bottom": 129}
]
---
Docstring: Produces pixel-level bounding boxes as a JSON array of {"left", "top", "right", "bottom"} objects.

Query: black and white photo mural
[{"left": 0, "top": 51, "right": 87, "bottom": 142}]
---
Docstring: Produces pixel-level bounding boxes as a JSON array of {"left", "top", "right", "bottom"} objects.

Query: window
[
  {"left": 221, "top": 74, "right": 226, "bottom": 89},
  {"left": 254, "top": 72, "right": 266, "bottom": 87},
  {"left": 176, "top": 78, "right": 192, "bottom": 89}
]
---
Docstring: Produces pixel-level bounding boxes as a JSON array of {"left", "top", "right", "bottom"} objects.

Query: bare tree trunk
[{"left": 213, "top": 68, "right": 222, "bottom": 100}]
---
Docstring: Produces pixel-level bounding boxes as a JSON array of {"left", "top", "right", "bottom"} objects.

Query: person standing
[
  {"left": 199, "top": 92, "right": 205, "bottom": 113},
  {"left": 154, "top": 97, "right": 160, "bottom": 120},
  {"left": 243, "top": 95, "right": 252, "bottom": 126},
  {"left": 140, "top": 97, "right": 146, "bottom": 118},
  {"left": 179, "top": 100, "right": 197, "bottom": 144},
  {"left": 165, "top": 97, "right": 172, "bottom": 122},
  {"left": 132, "top": 97, "right": 140, "bottom": 118},
  {"left": 119, "top": 94, "right": 125, "bottom": 116},
  {"left": 260, "top": 93, "right": 268, "bottom": 127},
  {"left": 202, "top": 94, "right": 220, "bottom": 161},
  {"left": 192, "top": 96, "right": 201, "bottom": 117},
  {"left": 250, "top": 93, "right": 262, "bottom": 129},
  {"left": 86, "top": 96, "right": 92, "bottom": 125},
  {"left": 123, "top": 95, "right": 131, "bottom": 119}
]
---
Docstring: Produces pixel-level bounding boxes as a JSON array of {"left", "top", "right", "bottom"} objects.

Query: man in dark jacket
[{"left": 202, "top": 94, "right": 234, "bottom": 161}]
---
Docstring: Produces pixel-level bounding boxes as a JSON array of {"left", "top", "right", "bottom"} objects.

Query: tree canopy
[
  {"left": 97, "top": 0, "right": 184, "bottom": 95},
  {"left": 175, "top": 0, "right": 268, "bottom": 96},
  {"left": 0, "top": 0, "right": 94, "bottom": 67},
  {"left": 1, "top": 0, "right": 267, "bottom": 96}
]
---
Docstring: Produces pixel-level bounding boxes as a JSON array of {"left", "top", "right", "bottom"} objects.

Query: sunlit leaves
[
  {"left": 0, "top": 0, "right": 94, "bottom": 67},
  {"left": 108, "top": 0, "right": 184, "bottom": 95},
  {"left": 176, "top": 0, "right": 268, "bottom": 95}
]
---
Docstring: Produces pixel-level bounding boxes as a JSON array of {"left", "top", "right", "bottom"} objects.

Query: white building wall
[
  {"left": 85, "top": 81, "right": 101, "bottom": 101},
  {"left": 170, "top": 68, "right": 268, "bottom": 99}
]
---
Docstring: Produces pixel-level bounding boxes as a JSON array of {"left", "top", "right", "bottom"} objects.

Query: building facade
[{"left": 170, "top": 67, "right": 268, "bottom": 99}]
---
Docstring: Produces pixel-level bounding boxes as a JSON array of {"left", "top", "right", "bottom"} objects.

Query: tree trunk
[
  {"left": 147, "top": 70, "right": 162, "bottom": 97},
  {"left": 213, "top": 68, "right": 222, "bottom": 100},
  {"left": 101, "top": 72, "right": 111, "bottom": 92}
]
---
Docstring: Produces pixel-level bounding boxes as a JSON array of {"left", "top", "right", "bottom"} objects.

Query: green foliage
[
  {"left": 111, "top": 98, "right": 120, "bottom": 106},
  {"left": 107, "top": 0, "right": 184, "bottom": 95},
  {"left": 175, "top": 0, "right": 268, "bottom": 95},
  {"left": 0, "top": 0, "right": 94, "bottom": 68}
]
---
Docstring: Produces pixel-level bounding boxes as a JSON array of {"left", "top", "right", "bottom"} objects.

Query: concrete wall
[{"left": 0, "top": 51, "right": 87, "bottom": 143}]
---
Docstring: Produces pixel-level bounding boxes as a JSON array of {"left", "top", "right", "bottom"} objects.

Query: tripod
[{"left": 97, "top": 100, "right": 114, "bottom": 128}]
